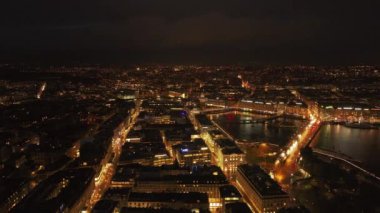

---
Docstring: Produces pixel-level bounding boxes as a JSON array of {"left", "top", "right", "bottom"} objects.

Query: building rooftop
[
  {"left": 112, "top": 164, "right": 189, "bottom": 182},
  {"left": 208, "top": 130, "right": 225, "bottom": 138},
  {"left": 278, "top": 206, "right": 310, "bottom": 213},
  {"left": 137, "top": 173, "right": 227, "bottom": 185},
  {"left": 0, "top": 178, "right": 29, "bottom": 204},
  {"left": 173, "top": 141, "right": 209, "bottom": 155},
  {"left": 12, "top": 168, "right": 95, "bottom": 213},
  {"left": 128, "top": 192, "right": 208, "bottom": 204},
  {"left": 103, "top": 188, "right": 131, "bottom": 198},
  {"left": 92, "top": 199, "right": 118, "bottom": 213},
  {"left": 120, "top": 207, "right": 204, "bottom": 213},
  {"left": 195, "top": 114, "right": 213, "bottom": 126},
  {"left": 225, "top": 202, "right": 252, "bottom": 213},
  {"left": 119, "top": 142, "right": 170, "bottom": 164},
  {"left": 238, "top": 164, "right": 287, "bottom": 197},
  {"left": 214, "top": 138, "right": 236, "bottom": 149},
  {"left": 221, "top": 147, "right": 244, "bottom": 155},
  {"left": 135, "top": 165, "right": 228, "bottom": 184},
  {"left": 219, "top": 185, "right": 242, "bottom": 199}
]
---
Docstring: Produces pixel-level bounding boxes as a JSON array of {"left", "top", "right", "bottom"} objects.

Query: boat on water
[{"left": 344, "top": 122, "right": 378, "bottom": 130}]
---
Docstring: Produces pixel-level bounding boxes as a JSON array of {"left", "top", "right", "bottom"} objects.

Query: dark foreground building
[
  {"left": 236, "top": 164, "right": 292, "bottom": 213},
  {"left": 11, "top": 168, "right": 95, "bottom": 213}
]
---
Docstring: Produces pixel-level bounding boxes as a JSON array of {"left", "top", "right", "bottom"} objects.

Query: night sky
[{"left": 1, "top": 0, "right": 379, "bottom": 64}]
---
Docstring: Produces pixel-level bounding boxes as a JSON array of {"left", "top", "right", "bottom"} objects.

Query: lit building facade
[
  {"left": 214, "top": 139, "right": 245, "bottom": 179},
  {"left": 173, "top": 141, "right": 211, "bottom": 166},
  {"left": 217, "top": 147, "right": 245, "bottom": 179},
  {"left": 236, "top": 165, "right": 291, "bottom": 213},
  {"left": 126, "top": 192, "right": 209, "bottom": 211}
]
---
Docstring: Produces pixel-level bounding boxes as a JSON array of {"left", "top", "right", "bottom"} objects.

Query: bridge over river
[{"left": 202, "top": 107, "right": 283, "bottom": 124}]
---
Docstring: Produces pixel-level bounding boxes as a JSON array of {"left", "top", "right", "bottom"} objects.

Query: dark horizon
[
  {"left": 1, "top": 0, "right": 379, "bottom": 65},
  {"left": 2, "top": 48, "right": 379, "bottom": 66}
]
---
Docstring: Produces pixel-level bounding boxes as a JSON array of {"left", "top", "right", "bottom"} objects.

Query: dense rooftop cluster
[{"left": 0, "top": 64, "right": 379, "bottom": 212}]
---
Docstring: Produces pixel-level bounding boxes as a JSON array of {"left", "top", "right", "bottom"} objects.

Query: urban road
[
  {"left": 203, "top": 106, "right": 321, "bottom": 189},
  {"left": 86, "top": 100, "right": 141, "bottom": 211}
]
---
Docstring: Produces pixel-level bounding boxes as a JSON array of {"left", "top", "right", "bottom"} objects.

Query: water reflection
[
  {"left": 314, "top": 124, "right": 380, "bottom": 175},
  {"left": 212, "top": 112, "right": 305, "bottom": 147}
]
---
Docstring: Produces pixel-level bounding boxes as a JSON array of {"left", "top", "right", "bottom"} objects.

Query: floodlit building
[
  {"left": 236, "top": 164, "right": 291, "bottom": 213},
  {"left": 214, "top": 139, "right": 245, "bottom": 179}
]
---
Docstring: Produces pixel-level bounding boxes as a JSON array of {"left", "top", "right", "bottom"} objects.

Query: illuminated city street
[
  {"left": 272, "top": 115, "right": 321, "bottom": 187},
  {"left": 85, "top": 105, "right": 140, "bottom": 211},
  {"left": 88, "top": 163, "right": 115, "bottom": 208}
]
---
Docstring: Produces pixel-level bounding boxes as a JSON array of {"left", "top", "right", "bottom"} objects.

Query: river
[
  {"left": 211, "top": 112, "right": 306, "bottom": 147},
  {"left": 313, "top": 124, "right": 380, "bottom": 175}
]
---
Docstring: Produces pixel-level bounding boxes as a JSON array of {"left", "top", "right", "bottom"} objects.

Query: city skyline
[{"left": 1, "top": 65, "right": 379, "bottom": 212}]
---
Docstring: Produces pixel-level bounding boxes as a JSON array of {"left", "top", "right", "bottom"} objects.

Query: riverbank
[
  {"left": 310, "top": 124, "right": 380, "bottom": 176},
  {"left": 292, "top": 147, "right": 380, "bottom": 212}
]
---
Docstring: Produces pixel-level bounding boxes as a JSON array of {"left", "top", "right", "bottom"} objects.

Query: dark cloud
[{"left": 0, "top": 0, "right": 379, "bottom": 64}]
